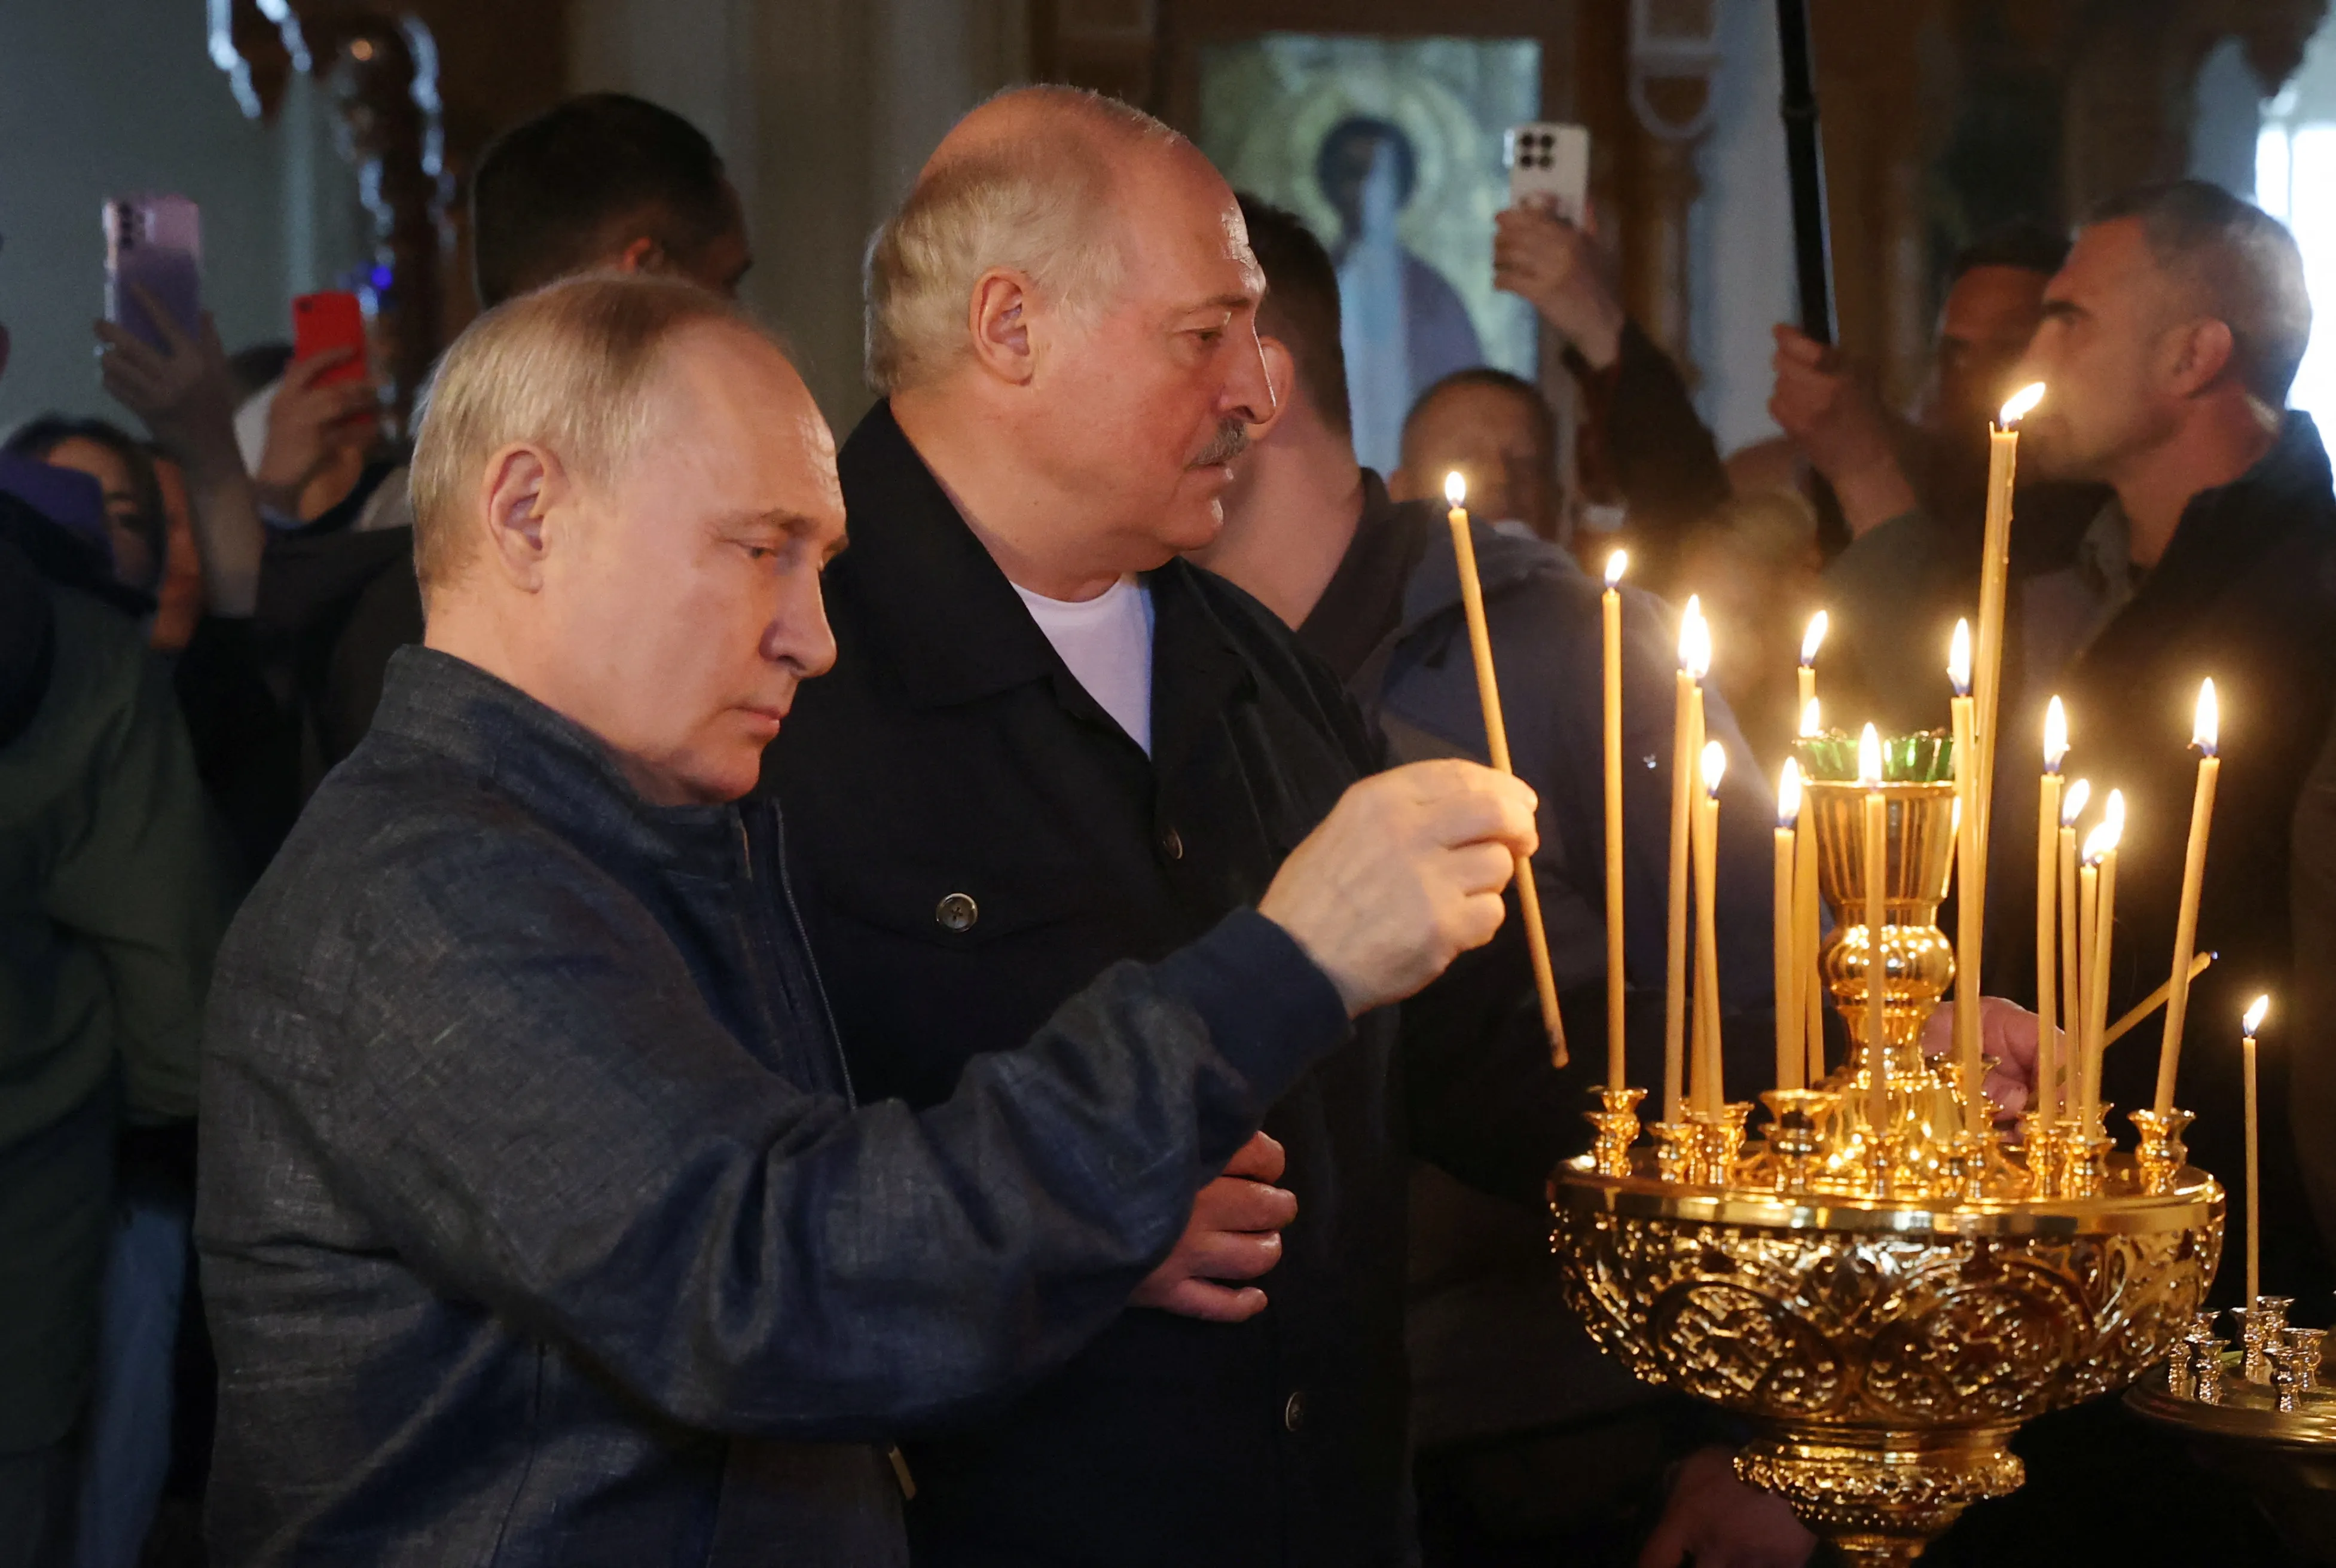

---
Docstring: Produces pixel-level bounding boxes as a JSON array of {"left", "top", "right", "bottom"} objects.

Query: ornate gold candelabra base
[
  {"left": 1736, "top": 1424, "right": 2023, "bottom": 1565},
  {"left": 1551, "top": 1154, "right": 2222, "bottom": 1566}
]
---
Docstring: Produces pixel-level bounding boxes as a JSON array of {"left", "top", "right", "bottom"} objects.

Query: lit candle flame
[
  {"left": 1800, "top": 697, "right": 1822, "bottom": 738},
  {"left": 1778, "top": 758, "right": 1802, "bottom": 827},
  {"left": 1679, "top": 597, "right": 1712, "bottom": 680},
  {"left": 2062, "top": 777, "right": 2091, "bottom": 826},
  {"left": 1801, "top": 610, "right": 1828, "bottom": 668},
  {"left": 2082, "top": 789, "right": 2127, "bottom": 866},
  {"left": 1858, "top": 723, "right": 1882, "bottom": 788},
  {"left": 2194, "top": 677, "right": 2218, "bottom": 757},
  {"left": 1701, "top": 739, "right": 1727, "bottom": 796},
  {"left": 2044, "top": 695, "right": 2069, "bottom": 772},
  {"left": 1604, "top": 548, "right": 1628, "bottom": 589},
  {"left": 2245, "top": 994, "right": 2271, "bottom": 1036},
  {"left": 1948, "top": 619, "right": 1972, "bottom": 698},
  {"left": 1443, "top": 470, "right": 1467, "bottom": 509},
  {"left": 1999, "top": 381, "right": 2047, "bottom": 429}
]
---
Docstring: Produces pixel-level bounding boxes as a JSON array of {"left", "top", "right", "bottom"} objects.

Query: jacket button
[
  {"left": 935, "top": 892, "right": 979, "bottom": 933},
  {"left": 1158, "top": 825, "right": 1184, "bottom": 861},
  {"left": 1282, "top": 1390, "right": 1306, "bottom": 1432}
]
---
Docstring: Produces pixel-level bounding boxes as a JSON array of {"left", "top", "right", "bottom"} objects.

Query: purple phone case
[{"left": 105, "top": 195, "right": 203, "bottom": 352}]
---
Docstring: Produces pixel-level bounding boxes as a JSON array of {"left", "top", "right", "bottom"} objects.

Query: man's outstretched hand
[
  {"left": 1921, "top": 997, "right": 2046, "bottom": 1118},
  {"left": 1260, "top": 759, "right": 1538, "bottom": 1018},
  {"left": 1132, "top": 1131, "right": 1296, "bottom": 1323}
]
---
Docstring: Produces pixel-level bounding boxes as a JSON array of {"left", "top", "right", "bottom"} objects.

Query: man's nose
[
  {"left": 768, "top": 573, "right": 839, "bottom": 679},
  {"left": 1222, "top": 326, "right": 1275, "bottom": 427}
]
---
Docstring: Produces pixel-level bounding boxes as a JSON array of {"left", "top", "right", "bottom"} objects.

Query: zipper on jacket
[{"left": 740, "top": 804, "right": 858, "bottom": 1108}]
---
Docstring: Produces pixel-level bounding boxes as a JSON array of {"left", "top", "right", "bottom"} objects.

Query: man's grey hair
[
  {"left": 2088, "top": 179, "right": 2313, "bottom": 409},
  {"left": 863, "top": 86, "right": 1182, "bottom": 395},
  {"left": 410, "top": 273, "right": 772, "bottom": 598}
]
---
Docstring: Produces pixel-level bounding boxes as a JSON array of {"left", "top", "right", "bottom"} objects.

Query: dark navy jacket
[{"left": 196, "top": 646, "right": 1351, "bottom": 1566}]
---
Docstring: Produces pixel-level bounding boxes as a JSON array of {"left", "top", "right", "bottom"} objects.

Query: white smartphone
[{"left": 1505, "top": 123, "right": 1590, "bottom": 225}]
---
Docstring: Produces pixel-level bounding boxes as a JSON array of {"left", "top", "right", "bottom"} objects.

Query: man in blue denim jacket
[{"left": 193, "top": 275, "right": 1539, "bottom": 1567}]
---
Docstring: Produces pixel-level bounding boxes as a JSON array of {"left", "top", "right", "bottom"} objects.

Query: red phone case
[{"left": 292, "top": 292, "right": 368, "bottom": 387}]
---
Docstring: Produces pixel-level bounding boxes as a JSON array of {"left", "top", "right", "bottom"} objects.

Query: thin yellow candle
[
  {"left": 1662, "top": 598, "right": 1711, "bottom": 1121},
  {"left": 2056, "top": 778, "right": 2091, "bottom": 1117},
  {"left": 2036, "top": 698, "right": 2068, "bottom": 1124},
  {"left": 1973, "top": 382, "right": 2047, "bottom": 854},
  {"left": 2154, "top": 678, "right": 2221, "bottom": 1115},
  {"left": 2243, "top": 994, "right": 2271, "bottom": 1308},
  {"left": 1694, "top": 740, "right": 1727, "bottom": 1111},
  {"left": 2076, "top": 855, "right": 2099, "bottom": 1123},
  {"left": 1602, "top": 550, "right": 1629, "bottom": 1091},
  {"left": 1775, "top": 760, "right": 1803, "bottom": 1093},
  {"left": 1859, "top": 725, "right": 1889, "bottom": 1132},
  {"left": 1798, "top": 612, "right": 1827, "bottom": 732},
  {"left": 1798, "top": 698, "right": 1824, "bottom": 1082},
  {"left": 2103, "top": 951, "right": 2216, "bottom": 1049},
  {"left": 2080, "top": 792, "right": 2126, "bottom": 1131},
  {"left": 1444, "top": 473, "right": 1567, "bottom": 1065},
  {"left": 1949, "top": 621, "right": 1982, "bottom": 1128}
]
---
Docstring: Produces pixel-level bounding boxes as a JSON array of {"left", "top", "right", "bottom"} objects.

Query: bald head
[
  {"left": 865, "top": 85, "right": 1211, "bottom": 393},
  {"left": 923, "top": 83, "right": 1174, "bottom": 176},
  {"left": 865, "top": 85, "right": 1272, "bottom": 597}
]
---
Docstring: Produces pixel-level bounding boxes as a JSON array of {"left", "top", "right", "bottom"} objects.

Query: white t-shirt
[{"left": 1011, "top": 574, "right": 1156, "bottom": 755}]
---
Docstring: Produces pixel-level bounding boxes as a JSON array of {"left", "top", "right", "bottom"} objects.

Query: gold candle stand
[{"left": 1551, "top": 730, "right": 2222, "bottom": 1565}]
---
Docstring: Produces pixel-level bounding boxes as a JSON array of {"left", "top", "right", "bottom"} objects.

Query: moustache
[{"left": 1189, "top": 421, "right": 1251, "bottom": 469}]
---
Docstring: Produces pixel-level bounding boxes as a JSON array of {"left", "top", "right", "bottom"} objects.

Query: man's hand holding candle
[{"left": 1258, "top": 759, "right": 1540, "bottom": 1019}]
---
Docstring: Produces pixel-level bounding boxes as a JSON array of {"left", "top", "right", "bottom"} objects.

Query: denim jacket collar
[{"left": 370, "top": 645, "right": 748, "bottom": 875}]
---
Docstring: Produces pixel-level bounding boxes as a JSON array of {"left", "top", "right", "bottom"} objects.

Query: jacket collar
[
  {"left": 2077, "top": 411, "right": 2335, "bottom": 677},
  {"left": 369, "top": 645, "right": 744, "bottom": 872},
  {"left": 832, "top": 399, "right": 1256, "bottom": 766},
  {"left": 2157, "top": 410, "right": 2334, "bottom": 574},
  {"left": 833, "top": 400, "right": 1063, "bottom": 710}
]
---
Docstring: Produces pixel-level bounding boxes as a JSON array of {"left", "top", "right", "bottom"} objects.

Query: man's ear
[
  {"left": 967, "top": 269, "right": 1037, "bottom": 386},
  {"left": 2166, "top": 317, "right": 2237, "bottom": 399},
  {"left": 1386, "top": 464, "right": 1421, "bottom": 502},
  {"left": 1247, "top": 335, "right": 1300, "bottom": 441},
  {"left": 476, "top": 442, "right": 564, "bottom": 591},
  {"left": 615, "top": 234, "right": 667, "bottom": 276}
]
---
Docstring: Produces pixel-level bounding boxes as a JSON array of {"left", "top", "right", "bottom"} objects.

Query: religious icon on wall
[{"left": 1198, "top": 33, "right": 1540, "bottom": 472}]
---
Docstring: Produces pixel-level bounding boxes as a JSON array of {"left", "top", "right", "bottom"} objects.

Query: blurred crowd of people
[{"left": 3, "top": 78, "right": 2333, "bottom": 1568}]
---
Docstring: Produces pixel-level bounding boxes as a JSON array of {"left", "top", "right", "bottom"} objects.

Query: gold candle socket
[
  {"left": 1760, "top": 1088, "right": 1838, "bottom": 1195},
  {"left": 1586, "top": 1087, "right": 1647, "bottom": 1178},
  {"left": 2190, "top": 1336, "right": 2230, "bottom": 1404},
  {"left": 2284, "top": 1328, "right": 2327, "bottom": 1393},
  {"left": 2239, "top": 1297, "right": 2297, "bottom": 1384},
  {"left": 1649, "top": 1121, "right": 1697, "bottom": 1185},
  {"left": 2020, "top": 1115, "right": 2067, "bottom": 1199},
  {"left": 2131, "top": 1108, "right": 2197, "bottom": 1196}
]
